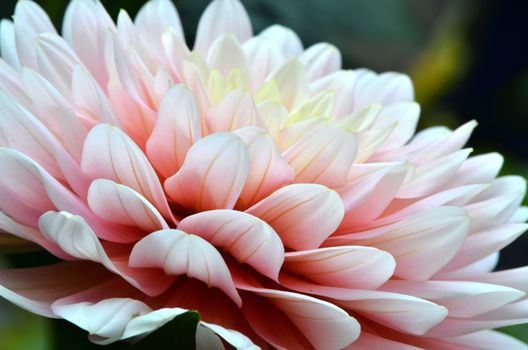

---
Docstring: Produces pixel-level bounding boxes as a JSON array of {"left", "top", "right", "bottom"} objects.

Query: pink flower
[{"left": 0, "top": 0, "right": 527, "bottom": 348}]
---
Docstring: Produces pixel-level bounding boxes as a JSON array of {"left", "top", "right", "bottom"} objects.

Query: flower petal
[
  {"left": 259, "top": 25, "right": 303, "bottom": 60},
  {"left": 233, "top": 126, "right": 294, "bottom": 208},
  {"left": 280, "top": 274, "right": 447, "bottom": 336},
  {"left": 205, "top": 89, "right": 263, "bottom": 133},
  {"left": 164, "top": 132, "right": 249, "bottom": 211},
  {"left": 129, "top": 229, "right": 241, "bottom": 306},
  {"left": 178, "top": 209, "right": 284, "bottom": 280},
  {"left": 283, "top": 125, "right": 357, "bottom": 188},
  {"left": 327, "top": 207, "right": 470, "bottom": 280},
  {"left": 268, "top": 59, "right": 308, "bottom": 110},
  {"left": 246, "top": 183, "right": 344, "bottom": 250},
  {"left": 283, "top": 246, "right": 395, "bottom": 290},
  {"left": 146, "top": 84, "right": 201, "bottom": 178},
  {"left": 39, "top": 211, "right": 173, "bottom": 296},
  {"left": 87, "top": 179, "right": 168, "bottom": 232},
  {"left": 81, "top": 124, "right": 173, "bottom": 220},
  {"left": 299, "top": 43, "right": 341, "bottom": 82}
]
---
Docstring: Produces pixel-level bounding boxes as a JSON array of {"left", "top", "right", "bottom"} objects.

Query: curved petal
[
  {"left": 194, "top": 0, "right": 252, "bottom": 54},
  {"left": 327, "top": 207, "right": 470, "bottom": 280},
  {"left": 233, "top": 127, "right": 294, "bottom": 208},
  {"left": 381, "top": 280, "right": 524, "bottom": 318},
  {"left": 207, "top": 34, "right": 249, "bottom": 79},
  {"left": 242, "top": 36, "right": 285, "bottom": 88},
  {"left": 87, "top": 179, "right": 168, "bottom": 232},
  {"left": 39, "top": 211, "right": 174, "bottom": 296},
  {"left": 280, "top": 273, "right": 447, "bottom": 336},
  {"left": 146, "top": 84, "right": 201, "bottom": 178},
  {"left": 283, "top": 246, "right": 395, "bottom": 290},
  {"left": 0, "top": 262, "right": 110, "bottom": 318},
  {"left": 129, "top": 229, "right": 241, "bottom": 306},
  {"left": 164, "top": 132, "right": 249, "bottom": 211},
  {"left": 178, "top": 210, "right": 284, "bottom": 280},
  {"left": 267, "top": 59, "right": 308, "bottom": 110},
  {"left": 81, "top": 124, "right": 173, "bottom": 220},
  {"left": 246, "top": 183, "right": 345, "bottom": 250},
  {"left": 234, "top": 272, "right": 360, "bottom": 350},
  {"left": 345, "top": 332, "right": 422, "bottom": 350}
]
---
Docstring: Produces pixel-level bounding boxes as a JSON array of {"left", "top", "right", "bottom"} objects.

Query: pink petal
[
  {"left": 62, "top": 0, "right": 114, "bottom": 87},
  {"left": 462, "top": 267, "right": 528, "bottom": 292},
  {"left": 283, "top": 124, "right": 357, "bottom": 188},
  {"left": 381, "top": 280, "right": 524, "bottom": 318},
  {"left": 146, "top": 84, "right": 201, "bottom": 178},
  {"left": 280, "top": 273, "right": 447, "bottom": 336},
  {"left": 81, "top": 124, "right": 173, "bottom": 220},
  {"left": 448, "top": 152, "right": 504, "bottom": 188},
  {"left": 283, "top": 246, "right": 395, "bottom": 290},
  {"left": 164, "top": 132, "right": 249, "bottom": 211},
  {"left": 375, "top": 102, "right": 420, "bottom": 150},
  {"left": 0, "top": 212, "right": 72, "bottom": 260},
  {"left": 445, "top": 330, "right": 528, "bottom": 350},
  {"left": 338, "top": 162, "right": 408, "bottom": 229},
  {"left": 71, "top": 65, "right": 122, "bottom": 128},
  {"left": 178, "top": 209, "right": 284, "bottom": 280},
  {"left": 161, "top": 28, "right": 190, "bottom": 81},
  {"left": 0, "top": 262, "right": 110, "bottom": 317},
  {"left": 135, "top": 0, "right": 183, "bottom": 63},
  {"left": 200, "top": 322, "right": 260, "bottom": 350},
  {"left": 246, "top": 183, "right": 345, "bottom": 250},
  {"left": 344, "top": 332, "right": 422, "bottom": 350},
  {"left": 194, "top": 0, "right": 252, "bottom": 55},
  {"left": 397, "top": 149, "right": 472, "bottom": 198},
  {"left": 39, "top": 211, "right": 174, "bottom": 296},
  {"left": 443, "top": 223, "right": 528, "bottom": 272},
  {"left": 236, "top": 281, "right": 360, "bottom": 350},
  {"left": 87, "top": 179, "right": 168, "bottom": 232},
  {"left": 328, "top": 207, "right": 470, "bottom": 280},
  {"left": 233, "top": 126, "right": 294, "bottom": 208},
  {"left": 129, "top": 229, "right": 241, "bottom": 306}
]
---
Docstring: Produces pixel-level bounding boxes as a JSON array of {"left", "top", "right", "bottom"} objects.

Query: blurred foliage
[{"left": 0, "top": 0, "right": 527, "bottom": 348}]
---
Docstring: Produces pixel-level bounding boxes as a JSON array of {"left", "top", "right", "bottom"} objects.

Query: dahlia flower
[{"left": 0, "top": 0, "right": 527, "bottom": 348}]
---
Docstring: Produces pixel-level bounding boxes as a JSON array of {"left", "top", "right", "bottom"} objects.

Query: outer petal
[
  {"left": 129, "top": 229, "right": 241, "bottom": 306},
  {"left": 283, "top": 246, "right": 395, "bottom": 290},
  {"left": 194, "top": 0, "right": 252, "bottom": 54},
  {"left": 0, "top": 262, "right": 110, "bottom": 317},
  {"left": 178, "top": 209, "right": 284, "bottom": 280},
  {"left": 39, "top": 211, "right": 174, "bottom": 296},
  {"left": 444, "top": 330, "right": 528, "bottom": 350},
  {"left": 233, "top": 127, "right": 294, "bottom": 208},
  {"left": 146, "top": 84, "right": 201, "bottom": 178},
  {"left": 327, "top": 207, "right": 470, "bottom": 280},
  {"left": 235, "top": 280, "right": 360, "bottom": 350},
  {"left": 345, "top": 332, "right": 422, "bottom": 350},
  {"left": 380, "top": 280, "right": 524, "bottom": 318},
  {"left": 164, "top": 132, "right": 249, "bottom": 211},
  {"left": 81, "top": 124, "right": 173, "bottom": 220},
  {"left": 246, "top": 184, "right": 345, "bottom": 250},
  {"left": 280, "top": 274, "right": 447, "bottom": 336}
]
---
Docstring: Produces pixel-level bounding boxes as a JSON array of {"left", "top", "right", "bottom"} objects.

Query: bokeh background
[{"left": 0, "top": 0, "right": 527, "bottom": 348}]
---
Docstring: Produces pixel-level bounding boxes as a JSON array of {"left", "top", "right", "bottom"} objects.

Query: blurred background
[{"left": 0, "top": 0, "right": 527, "bottom": 348}]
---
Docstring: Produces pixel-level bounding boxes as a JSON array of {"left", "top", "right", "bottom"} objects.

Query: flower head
[{"left": 0, "top": 0, "right": 527, "bottom": 348}]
